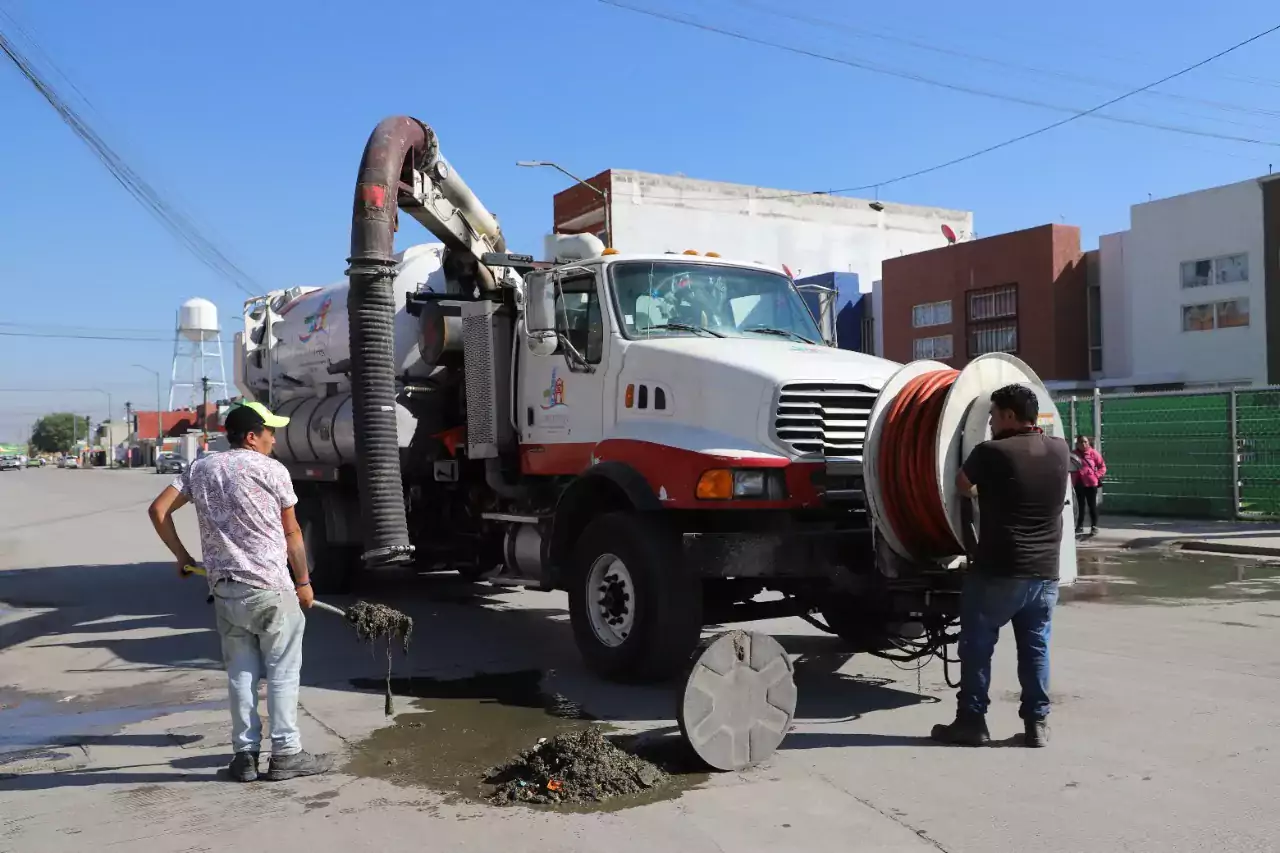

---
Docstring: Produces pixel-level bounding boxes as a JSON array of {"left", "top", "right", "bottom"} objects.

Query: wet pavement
[
  {"left": 3, "top": 469, "right": 1280, "bottom": 852},
  {"left": 1065, "top": 549, "right": 1280, "bottom": 605}
]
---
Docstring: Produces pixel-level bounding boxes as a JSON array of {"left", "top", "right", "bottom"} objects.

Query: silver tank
[{"left": 273, "top": 393, "right": 419, "bottom": 466}]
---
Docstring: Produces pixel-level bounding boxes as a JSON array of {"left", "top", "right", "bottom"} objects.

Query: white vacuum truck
[{"left": 234, "top": 116, "right": 1076, "bottom": 682}]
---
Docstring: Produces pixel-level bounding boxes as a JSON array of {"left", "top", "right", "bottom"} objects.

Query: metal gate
[{"left": 1057, "top": 387, "right": 1280, "bottom": 520}]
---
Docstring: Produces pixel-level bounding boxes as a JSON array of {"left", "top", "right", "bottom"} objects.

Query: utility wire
[
  {"left": 598, "top": 1, "right": 1280, "bottom": 198},
  {"left": 722, "top": 0, "right": 1280, "bottom": 124},
  {"left": 0, "top": 23, "right": 262, "bottom": 296},
  {"left": 0, "top": 331, "right": 192, "bottom": 342}
]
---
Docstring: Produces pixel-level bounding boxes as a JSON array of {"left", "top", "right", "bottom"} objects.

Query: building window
[
  {"left": 966, "top": 284, "right": 1017, "bottom": 357},
  {"left": 1216, "top": 297, "right": 1250, "bottom": 328},
  {"left": 912, "top": 300, "right": 952, "bottom": 328},
  {"left": 967, "top": 284, "right": 1017, "bottom": 321},
  {"left": 913, "top": 334, "right": 953, "bottom": 360},
  {"left": 1182, "top": 298, "right": 1250, "bottom": 332},
  {"left": 1181, "top": 253, "right": 1248, "bottom": 288},
  {"left": 969, "top": 323, "right": 1018, "bottom": 357},
  {"left": 860, "top": 315, "right": 875, "bottom": 355}
]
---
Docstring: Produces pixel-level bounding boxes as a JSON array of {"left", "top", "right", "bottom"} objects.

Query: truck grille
[{"left": 773, "top": 383, "right": 878, "bottom": 459}]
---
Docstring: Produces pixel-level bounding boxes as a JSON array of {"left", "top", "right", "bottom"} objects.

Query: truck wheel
[
  {"left": 300, "top": 503, "right": 356, "bottom": 595},
  {"left": 568, "top": 512, "right": 702, "bottom": 683}
]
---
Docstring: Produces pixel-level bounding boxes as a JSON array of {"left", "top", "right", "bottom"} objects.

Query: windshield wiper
[
  {"left": 744, "top": 326, "right": 816, "bottom": 344},
  {"left": 644, "top": 322, "right": 726, "bottom": 338}
]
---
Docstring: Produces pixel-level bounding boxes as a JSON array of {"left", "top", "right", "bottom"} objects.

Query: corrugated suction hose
[
  {"left": 878, "top": 369, "right": 962, "bottom": 559},
  {"left": 348, "top": 272, "right": 412, "bottom": 564}
]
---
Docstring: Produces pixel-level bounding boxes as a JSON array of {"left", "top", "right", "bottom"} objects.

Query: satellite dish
[{"left": 941, "top": 224, "right": 957, "bottom": 245}]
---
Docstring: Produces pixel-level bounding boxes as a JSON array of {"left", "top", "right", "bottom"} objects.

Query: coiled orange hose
[{"left": 878, "top": 369, "right": 963, "bottom": 559}]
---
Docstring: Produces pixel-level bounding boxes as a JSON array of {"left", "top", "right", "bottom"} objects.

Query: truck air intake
[{"left": 345, "top": 116, "right": 433, "bottom": 566}]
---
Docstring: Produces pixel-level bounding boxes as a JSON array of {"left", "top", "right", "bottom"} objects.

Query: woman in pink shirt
[{"left": 1071, "top": 435, "right": 1107, "bottom": 536}]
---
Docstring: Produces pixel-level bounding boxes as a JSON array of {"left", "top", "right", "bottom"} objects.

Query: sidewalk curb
[{"left": 1175, "top": 540, "right": 1280, "bottom": 559}]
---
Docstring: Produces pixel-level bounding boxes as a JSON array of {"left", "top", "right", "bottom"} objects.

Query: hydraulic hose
[
  {"left": 347, "top": 117, "right": 434, "bottom": 566},
  {"left": 877, "top": 369, "right": 962, "bottom": 559}
]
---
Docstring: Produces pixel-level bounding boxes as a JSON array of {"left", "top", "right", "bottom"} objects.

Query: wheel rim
[{"left": 586, "top": 553, "right": 635, "bottom": 648}]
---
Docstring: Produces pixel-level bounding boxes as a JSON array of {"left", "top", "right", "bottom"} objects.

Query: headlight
[
  {"left": 695, "top": 468, "right": 786, "bottom": 501},
  {"left": 732, "top": 470, "right": 766, "bottom": 497}
]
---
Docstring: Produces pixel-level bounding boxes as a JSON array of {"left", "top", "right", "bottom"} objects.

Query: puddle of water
[
  {"left": 1066, "top": 550, "right": 1280, "bottom": 605},
  {"left": 0, "top": 683, "right": 221, "bottom": 754},
  {"left": 344, "top": 670, "right": 708, "bottom": 811}
]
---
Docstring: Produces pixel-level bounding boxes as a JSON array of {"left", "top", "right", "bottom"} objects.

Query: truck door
[{"left": 519, "top": 271, "right": 607, "bottom": 476}]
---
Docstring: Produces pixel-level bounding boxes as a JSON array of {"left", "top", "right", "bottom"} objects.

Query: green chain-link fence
[{"left": 1057, "top": 389, "right": 1280, "bottom": 520}]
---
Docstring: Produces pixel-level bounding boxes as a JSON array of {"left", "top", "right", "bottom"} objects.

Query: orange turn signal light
[
  {"left": 682, "top": 249, "right": 699, "bottom": 255},
  {"left": 696, "top": 469, "right": 733, "bottom": 500},
  {"left": 625, "top": 384, "right": 635, "bottom": 408}
]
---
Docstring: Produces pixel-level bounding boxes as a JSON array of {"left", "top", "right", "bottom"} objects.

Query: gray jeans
[{"left": 212, "top": 580, "right": 306, "bottom": 755}]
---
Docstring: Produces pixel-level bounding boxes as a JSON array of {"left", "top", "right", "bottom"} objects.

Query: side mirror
[{"left": 524, "top": 272, "right": 560, "bottom": 357}]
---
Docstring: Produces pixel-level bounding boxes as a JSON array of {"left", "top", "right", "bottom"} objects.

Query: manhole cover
[{"left": 676, "top": 630, "right": 796, "bottom": 771}]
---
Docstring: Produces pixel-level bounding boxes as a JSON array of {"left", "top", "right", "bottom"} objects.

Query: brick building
[{"left": 876, "top": 224, "right": 1090, "bottom": 381}]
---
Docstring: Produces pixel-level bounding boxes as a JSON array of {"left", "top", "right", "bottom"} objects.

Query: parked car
[
  {"left": 156, "top": 453, "right": 186, "bottom": 475},
  {"left": 56, "top": 456, "right": 67, "bottom": 468},
  {"left": 63, "top": 456, "right": 81, "bottom": 469},
  {"left": 26, "top": 458, "right": 41, "bottom": 468},
  {"left": 0, "top": 455, "right": 22, "bottom": 471}
]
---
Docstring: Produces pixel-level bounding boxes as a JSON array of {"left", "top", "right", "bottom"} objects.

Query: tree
[{"left": 30, "top": 413, "right": 90, "bottom": 454}]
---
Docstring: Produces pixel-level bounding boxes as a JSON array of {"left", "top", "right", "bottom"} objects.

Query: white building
[
  {"left": 552, "top": 169, "right": 972, "bottom": 298},
  {"left": 1098, "top": 175, "right": 1279, "bottom": 390}
]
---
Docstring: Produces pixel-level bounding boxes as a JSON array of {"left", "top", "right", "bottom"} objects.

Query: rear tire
[
  {"left": 568, "top": 512, "right": 702, "bottom": 683},
  {"left": 299, "top": 502, "right": 357, "bottom": 595}
]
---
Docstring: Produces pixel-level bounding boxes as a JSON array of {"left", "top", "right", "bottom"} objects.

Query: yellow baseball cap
[{"left": 225, "top": 401, "right": 290, "bottom": 431}]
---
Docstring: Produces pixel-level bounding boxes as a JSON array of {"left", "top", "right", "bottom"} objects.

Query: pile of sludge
[{"left": 486, "top": 728, "right": 668, "bottom": 806}]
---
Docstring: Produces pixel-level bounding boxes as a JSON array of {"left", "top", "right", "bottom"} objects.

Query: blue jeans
[
  {"left": 212, "top": 580, "right": 306, "bottom": 755},
  {"left": 957, "top": 574, "right": 1058, "bottom": 721}
]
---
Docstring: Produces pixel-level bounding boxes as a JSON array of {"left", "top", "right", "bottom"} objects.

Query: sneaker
[
  {"left": 1090, "top": 527, "right": 1099, "bottom": 537},
  {"left": 229, "top": 751, "right": 260, "bottom": 782},
  {"left": 930, "top": 712, "right": 990, "bottom": 746},
  {"left": 1024, "top": 718, "right": 1049, "bottom": 748},
  {"left": 265, "top": 750, "right": 335, "bottom": 781}
]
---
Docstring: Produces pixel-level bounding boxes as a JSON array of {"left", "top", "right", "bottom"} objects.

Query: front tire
[{"left": 568, "top": 512, "right": 702, "bottom": 683}]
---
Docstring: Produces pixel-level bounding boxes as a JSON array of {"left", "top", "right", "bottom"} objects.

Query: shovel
[{"left": 182, "top": 565, "right": 346, "bottom": 617}]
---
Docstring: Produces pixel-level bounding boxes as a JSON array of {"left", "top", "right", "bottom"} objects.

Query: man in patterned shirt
[{"left": 148, "top": 401, "right": 333, "bottom": 782}]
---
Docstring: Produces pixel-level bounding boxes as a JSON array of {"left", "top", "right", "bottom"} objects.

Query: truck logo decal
[
  {"left": 299, "top": 296, "right": 333, "bottom": 343},
  {"left": 541, "top": 368, "right": 567, "bottom": 410}
]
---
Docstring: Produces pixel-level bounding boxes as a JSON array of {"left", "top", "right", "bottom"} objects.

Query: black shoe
[
  {"left": 1075, "top": 528, "right": 1084, "bottom": 536},
  {"left": 1089, "top": 527, "right": 1099, "bottom": 537},
  {"left": 265, "top": 750, "right": 335, "bottom": 781},
  {"left": 229, "top": 751, "right": 260, "bottom": 782},
  {"left": 930, "top": 712, "right": 990, "bottom": 746},
  {"left": 1024, "top": 718, "right": 1049, "bottom": 748}
]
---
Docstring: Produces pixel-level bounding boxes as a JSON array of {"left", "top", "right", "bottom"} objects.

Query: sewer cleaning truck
[{"left": 233, "top": 116, "right": 1077, "bottom": 682}]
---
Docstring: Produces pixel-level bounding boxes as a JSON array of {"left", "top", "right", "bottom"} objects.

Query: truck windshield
[{"left": 609, "top": 261, "right": 823, "bottom": 344}]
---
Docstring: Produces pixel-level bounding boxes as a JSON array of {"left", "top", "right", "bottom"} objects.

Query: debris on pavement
[{"left": 485, "top": 727, "right": 669, "bottom": 806}]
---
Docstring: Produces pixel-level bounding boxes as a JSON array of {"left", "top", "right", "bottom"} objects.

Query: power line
[
  {"left": 722, "top": 0, "right": 1280, "bottom": 126},
  {"left": 0, "top": 320, "right": 174, "bottom": 334},
  {"left": 0, "top": 331, "right": 174, "bottom": 342},
  {"left": 0, "top": 20, "right": 263, "bottom": 297},
  {"left": 598, "top": 1, "right": 1280, "bottom": 198}
]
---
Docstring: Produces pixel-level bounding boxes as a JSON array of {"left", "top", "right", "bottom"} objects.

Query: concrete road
[{"left": 2, "top": 469, "right": 1278, "bottom": 852}]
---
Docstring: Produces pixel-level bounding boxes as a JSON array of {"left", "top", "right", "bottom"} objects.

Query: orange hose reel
[{"left": 877, "top": 369, "right": 963, "bottom": 559}]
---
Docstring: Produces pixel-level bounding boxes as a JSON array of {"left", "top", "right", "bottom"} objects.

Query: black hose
[
  {"left": 347, "top": 271, "right": 412, "bottom": 565},
  {"left": 346, "top": 116, "right": 433, "bottom": 567}
]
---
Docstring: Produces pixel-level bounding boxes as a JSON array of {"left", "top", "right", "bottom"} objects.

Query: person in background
[
  {"left": 932, "top": 384, "right": 1069, "bottom": 749},
  {"left": 1071, "top": 435, "right": 1106, "bottom": 537},
  {"left": 147, "top": 401, "right": 333, "bottom": 783}
]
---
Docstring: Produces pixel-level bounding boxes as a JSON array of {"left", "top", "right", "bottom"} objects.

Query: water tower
[{"left": 169, "top": 297, "right": 229, "bottom": 410}]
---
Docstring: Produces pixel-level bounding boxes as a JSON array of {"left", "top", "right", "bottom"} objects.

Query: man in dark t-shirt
[{"left": 931, "top": 383, "right": 1070, "bottom": 749}]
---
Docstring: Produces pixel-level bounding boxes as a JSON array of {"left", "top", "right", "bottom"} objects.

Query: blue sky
[{"left": 2, "top": 0, "right": 1278, "bottom": 441}]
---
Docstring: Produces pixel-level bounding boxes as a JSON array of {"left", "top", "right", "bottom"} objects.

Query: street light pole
[
  {"left": 516, "top": 160, "right": 611, "bottom": 248},
  {"left": 132, "top": 364, "right": 163, "bottom": 471}
]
